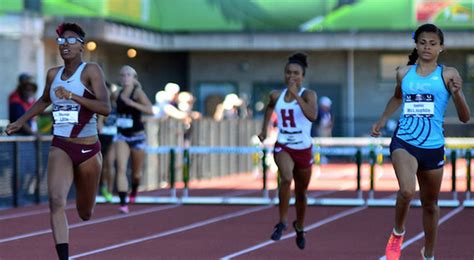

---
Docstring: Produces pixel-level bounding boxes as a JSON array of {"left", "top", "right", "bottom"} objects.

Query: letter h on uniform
[{"left": 280, "top": 109, "right": 296, "bottom": 127}]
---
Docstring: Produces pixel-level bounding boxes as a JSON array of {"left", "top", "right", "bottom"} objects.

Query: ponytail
[{"left": 407, "top": 48, "right": 418, "bottom": 65}]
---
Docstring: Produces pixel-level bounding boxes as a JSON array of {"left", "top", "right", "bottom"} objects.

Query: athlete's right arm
[
  {"left": 371, "top": 66, "right": 406, "bottom": 137},
  {"left": 6, "top": 68, "right": 56, "bottom": 135},
  {"left": 258, "top": 90, "right": 279, "bottom": 142}
]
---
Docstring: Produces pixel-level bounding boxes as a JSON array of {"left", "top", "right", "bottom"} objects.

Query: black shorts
[{"left": 390, "top": 136, "right": 445, "bottom": 170}]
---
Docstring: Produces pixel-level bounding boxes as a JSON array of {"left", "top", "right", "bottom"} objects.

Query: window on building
[
  {"left": 467, "top": 55, "right": 474, "bottom": 82},
  {"left": 380, "top": 54, "right": 407, "bottom": 81}
]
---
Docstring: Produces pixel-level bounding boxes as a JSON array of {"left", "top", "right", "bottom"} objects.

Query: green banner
[
  {"left": 0, "top": 0, "right": 23, "bottom": 13},
  {"left": 3, "top": 0, "right": 473, "bottom": 32}
]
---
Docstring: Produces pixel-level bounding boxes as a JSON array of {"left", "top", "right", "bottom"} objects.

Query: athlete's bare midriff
[{"left": 56, "top": 135, "right": 98, "bottom": 144}]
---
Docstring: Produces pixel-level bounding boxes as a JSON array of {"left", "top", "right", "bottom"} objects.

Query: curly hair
[{"left": 287, "top": 52, "right": 308, "bottom": 75}]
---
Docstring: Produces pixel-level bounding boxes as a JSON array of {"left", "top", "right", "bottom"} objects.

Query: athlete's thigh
[
  {"left": 75, "top": 153, "right": 103, "bottom": 206},
  {"left": 417, "top": 168, "right": 443, "bottom": 202},
  {"left": 115, "top": 141, "right": 130, "bottom": 170},
  {"left": 106, "top": 142, "right": 117, "bottom": 162},
  {"left": 47, "top": 147, "right": 74, "bottom": 198},
  {"left": 274, "top": 151, "right": 294, "bottom": 181},
  {"left": 391, "top": 149, "right": 418, "bottom": 190},
  {"left": 105, "top": 142, "right": 117, "bottom": 169}
]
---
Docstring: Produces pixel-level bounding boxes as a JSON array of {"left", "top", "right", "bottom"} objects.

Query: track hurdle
[
  {"left": 367, "top": 147, "right": 460, "bottom": 208},
  {"left": 179, "top": 146, "right": 272, "bottom": 205},
  {"left": 96, "top": 146, "right": 180, "bottom": 204},
  {"left": 463, "top": 149, "right": 474, "bottom": 207}
]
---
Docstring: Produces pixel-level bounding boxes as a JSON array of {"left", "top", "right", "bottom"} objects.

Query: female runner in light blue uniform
[{"left": 372, "top": 24, "right": 470, "bottom": 260}]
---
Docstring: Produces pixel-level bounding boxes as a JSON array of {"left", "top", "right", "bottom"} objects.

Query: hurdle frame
[{"left": 96, "top": 137, "right": 474, "bottom": 207}]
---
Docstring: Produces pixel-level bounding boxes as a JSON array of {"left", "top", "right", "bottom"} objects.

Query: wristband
[{"left": 68, "top": 92, "right": 73, "bottom": 100}]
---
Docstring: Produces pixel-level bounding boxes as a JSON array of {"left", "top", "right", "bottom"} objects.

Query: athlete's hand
[
  {"left": 287, "top": 79, "right": 299, "bottom": 98},
  {"left": 371, "top": 120, "right": 385, "bottom": 137},
  {"left": 54, "top": 86, "right": 71, "bottom": 100},
  {"left": 5, "top": 121, "right": 22, "bottom": 135},
  {"left": 258, "top": 132, "right": 266, "bottom": 143},
  {"left": 448, "top": 76, "right": 462, "bottom": 95},
  {"left": 120, "top": 93, "right": 135, "bottom": 107}
]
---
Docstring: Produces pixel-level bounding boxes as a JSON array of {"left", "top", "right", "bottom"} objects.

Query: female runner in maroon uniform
[
  {"left": 6, "top": 23, "right": 110, "bottom": 260},
  {"left": 258, "top": 53, "right": 318, "bottom": 249}
]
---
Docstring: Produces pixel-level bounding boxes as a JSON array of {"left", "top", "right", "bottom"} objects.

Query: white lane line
[
  {"left": 0, "top": 205, "right": 179, "bottom": 244},
  {"left": 220, "top": 206, "right": 367, "bottom": 259},
  {"left": 0, "top": 189, "right": 281, "bottom": 243},
  {"left": 69, "top": 190, "right": 338, "bottom": 258},
  {"left": 378, "top": 206, "right": 464, "bottom": 260},
  {"left": 70, "top": 205, "right": 273, "bottom": 259},
  {"left": 0, "top": 204, "right": 76, "bottom": 221},
  {"left": 0, "top": 189, "right": 172, "bottom": 221},
  {"left": 221, "top": 190, "right": 261, "bottom": 197},
  {"left": 221, "top": 193, "right": 398, "bottom": 259}
]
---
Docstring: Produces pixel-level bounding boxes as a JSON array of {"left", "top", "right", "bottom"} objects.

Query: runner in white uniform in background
[{"left": 258, "top": 52, "right": 318, "bottom": 250}]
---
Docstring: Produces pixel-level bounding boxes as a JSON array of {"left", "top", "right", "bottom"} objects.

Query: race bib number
[
  {"left": 101, "top": 126, "right": 117, "bottom": 135},
  {"left": 279, "top": 130, "right": 304, "bottom": 144},
  {"left": 403, "top": 94, "right": 434, "bottom": 117},
  {"left": 116, "top": 117, "right": 133, "bottom": 128},
  {"left": 52, "top": 104, "right": 79, "bottom": 124}
]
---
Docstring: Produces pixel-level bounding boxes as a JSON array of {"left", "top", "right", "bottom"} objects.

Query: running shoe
[
  {"left": 385, "top": 231, "right": 404, "bottom": 260},
  {"left": 101, "top": 187, "right": 113, "bottom": 203},
  {"left": 118, "top": 205, "right": 129, "bottom": 214},
  {"left": 270, "top": 222, "right": 287, "bottom": 241},
  {"left": 420, "top": 247, "right": 434, "bottom": 260},
  {"left": 293, "top": 221, "right": 306, "bottom": 250}
]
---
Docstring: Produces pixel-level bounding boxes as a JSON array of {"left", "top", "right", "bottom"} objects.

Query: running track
[{"left": 1, "top": 163, "right": 473, "bottom": 259}]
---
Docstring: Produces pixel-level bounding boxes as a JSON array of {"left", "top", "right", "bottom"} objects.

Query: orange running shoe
[{"left": 385, "top": 231, "right": 404, "bottom": 260}]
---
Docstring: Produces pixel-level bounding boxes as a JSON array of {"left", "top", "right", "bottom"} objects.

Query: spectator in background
[
  {"left": 213, "top": 93, "right": 244, "bottom": 121},
  {"left": 176, "top": 91, "right": 201, "bottom": 146},
  {"left": 8, "top": 76, "right": 38, "bottom": 135},
  {"left": 316, "top": 96, "right": 333, "bottom": 137}
]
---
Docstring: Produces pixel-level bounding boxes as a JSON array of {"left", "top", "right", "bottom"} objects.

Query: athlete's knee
[
  {"left": 421, "top": 200, "right": 439, "bottom": 215},
  {"left": 279, "top": 178, "right": 291, "bottom": 187},
  {"left": 49, "top": 196, "right": 67, "bottom": 213},
  {"left": 116, "top": 165, "right": 127, "bottom": 175},
  {"left": 294, "top": 189, "right": 307, "bottom": 202},
  {"left": 78, "top": 208, "right": 93, "bottom": 221},
  {"left": 398, "top": 189, "right": 415, "bottom": 201}
]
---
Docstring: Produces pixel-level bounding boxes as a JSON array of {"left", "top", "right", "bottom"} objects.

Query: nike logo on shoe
[{"left": 81, "top": 149, "right": 93, "bottom": 153}]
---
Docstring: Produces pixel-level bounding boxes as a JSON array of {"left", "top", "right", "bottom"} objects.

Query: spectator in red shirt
[{"left": 8, "top": 76, "right": 38, "bottom": 135}]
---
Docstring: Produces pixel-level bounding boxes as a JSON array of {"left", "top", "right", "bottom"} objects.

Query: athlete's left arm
[
  {"left": 445, "top": 67, "right": 471, "bottom": 123},
  {"left": 131, "top": 88, "right": 154, "bottom": 115},
  {"left": 293, "top": 89, "right": 318, "bottom": 122},
  {"left": 73, "top": 63, "right": 111, "bottom": 116}
]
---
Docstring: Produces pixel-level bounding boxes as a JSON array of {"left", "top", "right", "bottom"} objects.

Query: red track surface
[{"left": 1, "top": 163, "right": 473, "bottom": 259}]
